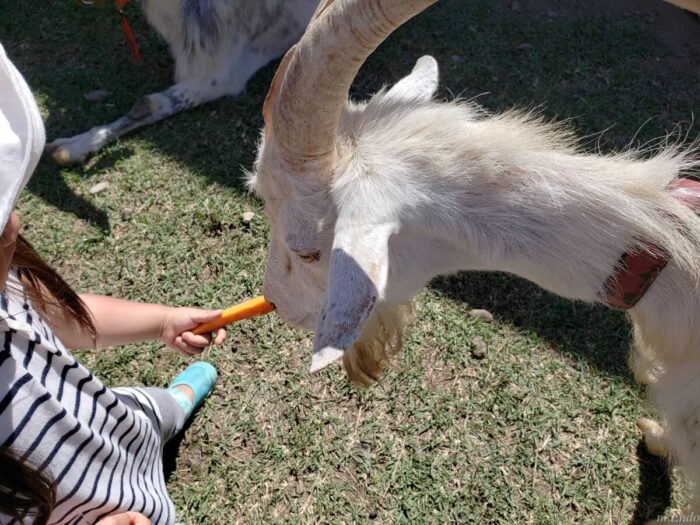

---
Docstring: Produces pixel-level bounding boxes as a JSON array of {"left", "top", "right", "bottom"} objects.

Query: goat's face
[
  {"left": 249, "top": 45, "right": 439, "bottom": 380},
  {"left": 251, "top": 150, "right": 334, "bottom": 331}
]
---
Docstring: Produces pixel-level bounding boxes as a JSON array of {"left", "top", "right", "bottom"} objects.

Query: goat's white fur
[
  {"left": 250, "top": 54, "right": 700, "bottom": 508},
  {"left": 46, "top": 0, "right": 317, "bottom": 165}
]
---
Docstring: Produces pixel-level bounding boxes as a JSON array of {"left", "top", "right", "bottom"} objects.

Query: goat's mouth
[{"left": 280, "top": 311, "right": 315, "bottom": 331}]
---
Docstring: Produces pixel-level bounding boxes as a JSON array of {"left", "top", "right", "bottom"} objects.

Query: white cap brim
[{"left": 0, "top": 43, "right": 45, "bottom": 232}]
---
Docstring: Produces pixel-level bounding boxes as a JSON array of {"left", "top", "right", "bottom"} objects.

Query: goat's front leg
[
  {"left": 46, "top": 80, "right": 218, "bottom": 165},
  {"left": 649, "top": 363, "right": 700, "bottom": 512}
]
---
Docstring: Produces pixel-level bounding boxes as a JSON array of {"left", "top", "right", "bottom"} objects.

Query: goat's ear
[
  {"left": 385, "top": 55, "right": 439, "bottom": 102},
  {"left": 310, "top": 225, "right": 392, "bottom": 373}
]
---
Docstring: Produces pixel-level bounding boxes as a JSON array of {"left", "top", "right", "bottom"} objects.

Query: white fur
[
  {"left": 250, "top": 54, "right": 700, "bottom": 509},
  {"left": 46, "top": 0, "right": 318, "bottom": 165}
]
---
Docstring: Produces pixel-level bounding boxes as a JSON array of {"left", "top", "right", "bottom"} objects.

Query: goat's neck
[
  {"left": 342, "top": 101, "right": 695, "bottom": 306},
  {"left": 379, "top": 148, "right": 671, "bottom": 305}
]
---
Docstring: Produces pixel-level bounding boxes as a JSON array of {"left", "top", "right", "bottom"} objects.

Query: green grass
[{"left": 1, "top": 1, "right": 699, "bottom": 523}]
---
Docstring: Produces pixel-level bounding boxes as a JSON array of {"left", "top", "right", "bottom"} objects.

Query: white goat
[
  {"left": 249, "top": 0, "right": 700, "bottom": 515},
  {"left": 46, "top": 0, "right": 318, "bottom": 165}
]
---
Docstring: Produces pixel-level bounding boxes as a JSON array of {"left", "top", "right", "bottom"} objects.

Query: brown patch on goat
[{"left": 342, "top": 302, "right": 413, "bottom": 385}]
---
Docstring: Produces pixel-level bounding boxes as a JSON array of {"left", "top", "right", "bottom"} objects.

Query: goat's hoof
[
  {"left": 637, "top": 417, "right": 668, "bottom": 458},
  {"left": 46, "top": 139, "right": 88, "bottom": 166}
]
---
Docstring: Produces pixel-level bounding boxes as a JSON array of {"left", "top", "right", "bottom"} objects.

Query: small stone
[
  {"left": 517, "top": 43, "right": 533, "bottom": 52},
  {"left": 242, "top": 211, "right": 255, "bottom": 225},
  {"left": 469, "top": 309, "right": 494, "bottom": 322},
  {"left": 369, "top": 511, "right": 378, "bottom": 520},
  {"left": 120, "top": 209, "right": 132, "bottom": 221},
  {"left": 470, "top": 336, "right": 488, "bottom": 359},
  {"left": 450, "top": 54, "right": 465, "bottom": 65},
  {"left": 83, "top": 89, "right": 110, "bottom": 102},
  {"left": 546, "top": 10, "right": 558, "bottom": 17},
  {"left": 89, "top": 181, "right": 109, "bottom": 195},
  {"left": 510, "top": 0, "right": 520, "bottom": 11}
]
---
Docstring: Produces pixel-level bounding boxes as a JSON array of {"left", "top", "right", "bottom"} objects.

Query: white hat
[{"left": 0, "top": 43, "right": 45, "bottom": 232}]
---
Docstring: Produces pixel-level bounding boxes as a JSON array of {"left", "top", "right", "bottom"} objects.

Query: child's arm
[{"left": 50, "top": 294, "right": 226, "bottom": 353}]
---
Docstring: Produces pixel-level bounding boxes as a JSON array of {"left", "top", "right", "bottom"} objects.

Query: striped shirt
[{"left": 0, "top": 272, "right": 175, "bottom": 525}]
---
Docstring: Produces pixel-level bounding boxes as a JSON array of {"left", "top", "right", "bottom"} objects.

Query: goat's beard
[{"left": 341, "top": 302, "right": 414, "bottom": 385}]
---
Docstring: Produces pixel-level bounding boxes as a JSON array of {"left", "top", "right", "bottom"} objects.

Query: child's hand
[
  {"left": 95, "top": 512, "right": 151, "bottom": 525},
  {"left": 160, "top": 308, "right": 227, "bottom": 356}
]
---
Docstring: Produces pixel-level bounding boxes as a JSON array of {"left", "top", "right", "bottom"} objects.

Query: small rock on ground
[
  {"left": 469, "top": 309, "right": 494, "bottom": 322},
  {"left": 242, "top": 211, "right": 255, "bottom": 225},
  {"left": 83, "top": 89, "right": 110, "bottom": 102},
  {"left": 89, "top": 181, "right": 109, "bottom": 195}
]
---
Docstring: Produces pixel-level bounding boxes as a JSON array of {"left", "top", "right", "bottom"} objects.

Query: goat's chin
[
  {"left": 279, "top": 311, "right": 316, "bottom": 331},
  {"left": 342, "top": 302, "right": 414, "bottom": 386}
]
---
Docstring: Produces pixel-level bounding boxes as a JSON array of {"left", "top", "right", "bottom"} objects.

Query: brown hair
[
  {"left": 0, "top": 447, "right": 55, "bottom": 525},
  {"left": 12, "top": 234, "right": 96, "bottom": 340},
  {"left": 0, "top": 234, "right": 97, "bottom": 523}
]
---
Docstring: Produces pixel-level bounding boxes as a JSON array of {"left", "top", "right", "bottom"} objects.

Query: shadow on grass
[
  {"left": 163, "top": 406, "right": 200, "bottom": 484},
  {"left": 433, "top": 273, "right": 677, "bottom": 520},
  {"left": 631, "top": 441, "right": 672, "bottom": 524},
  {"left": 4, "top": 0, "right": 699, "bottom": 227},
  {"left": 26, "top": 162, "right": 111, "bottom": 231},
  {"left": 430, "top": 272, "right": 633, "bottom": 381}
]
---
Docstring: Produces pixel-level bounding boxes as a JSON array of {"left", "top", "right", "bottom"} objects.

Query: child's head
[
  {"left": 0, "top": 211, "right": 19, "bottom": 290},
  {"left": 0, "top": 43, "right": 46, "bottom": 290}
]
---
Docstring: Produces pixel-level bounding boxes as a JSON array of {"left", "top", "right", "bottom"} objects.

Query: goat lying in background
[
  {"left": 248, "top": 0, "right": 700, "bottom": 516},
  {"left": 46, "top": 0, "right": 318, "bottom": 165}
]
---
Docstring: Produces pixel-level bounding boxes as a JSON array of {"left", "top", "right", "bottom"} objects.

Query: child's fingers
[
  {"left": 174, "top": 336, "right": 203, "bottom": 355},
  {"left": 181, "top": 331, "right": 213, "bottom": 348},
  {"left": 189, "top": 309, "right": 222, "bottom": 323},
  {"left": 95, "top": 515, "right": 127, "bottom": 525},
  {"left": 214, "top": 328, "right": 226, "bottom": 345},
  {"left": 127, "top": 512, "right": 152, "bottom": 525}
]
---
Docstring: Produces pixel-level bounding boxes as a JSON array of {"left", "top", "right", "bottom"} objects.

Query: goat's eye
[{"left": 297, "top": 251, "right": 320, "bottom": 263}]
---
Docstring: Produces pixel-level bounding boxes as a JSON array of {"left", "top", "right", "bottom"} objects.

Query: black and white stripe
[{"left": 0, "top": 273, "right": 175, "bottom": 525}]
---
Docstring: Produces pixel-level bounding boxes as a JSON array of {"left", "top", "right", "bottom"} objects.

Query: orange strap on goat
[
  {"left": 75, "top": 0, "right": 142, "bottom": 62},
  {"left": 600, "top": 178, "right": 700, "bottom": 309},
  {"left": 115, "top": 0, "right": 141, "bottom": 63}
]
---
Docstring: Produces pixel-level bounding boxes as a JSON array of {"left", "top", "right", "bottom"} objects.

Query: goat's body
[
  {"left": 337, "top": 94, "right": 700, "bottom": 501},
  {"left": 257, "top": 83, "right": 700, "bottom": 509},
  {"left": 46, "top": 0, "right": 317, "bottom": 165}
]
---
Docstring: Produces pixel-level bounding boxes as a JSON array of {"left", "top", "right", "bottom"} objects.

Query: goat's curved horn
[
  {"left": 262, "top": 0, "right": 337, "bottom": 131},
  {"left": 269, "top": 0, "right": 437, "bottom": 171}
]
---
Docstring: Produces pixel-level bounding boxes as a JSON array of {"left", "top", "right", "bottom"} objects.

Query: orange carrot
[{"left": 192, "top": 296, "right": 275, "bottom": 335}]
